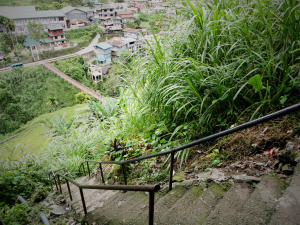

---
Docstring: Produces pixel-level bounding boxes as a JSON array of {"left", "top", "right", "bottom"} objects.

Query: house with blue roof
[{"left": 94, "top": 42, "right": 112, "bottom": 65}]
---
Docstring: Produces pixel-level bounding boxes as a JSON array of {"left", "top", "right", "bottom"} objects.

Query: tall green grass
[{"left": 126, "top": 0, "right": 299, "bottom": 139}]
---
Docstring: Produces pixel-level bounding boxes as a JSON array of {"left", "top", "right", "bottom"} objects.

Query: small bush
[{"left": 0, "top": 167, "right": 47, "bottom": 205}]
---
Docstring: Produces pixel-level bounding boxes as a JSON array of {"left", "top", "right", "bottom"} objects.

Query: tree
[
  {"left": 0, "top": 16, "right": 16, "bottom": 49},
  {"left": 119, "top": 49, "right": 132, "bottom": 64},
  {"left": 27, "top": 21, "right": 44, "bottom": 43},
  {"left": 27, "top": 21, "right": 44, "bottom": 60},
  {"left": 0, "top": 42, "right": 9, "bottom": 54},
  {"left": 14, "top": 43, "right": 23, "bottom": 58},
  {"left": 125, "top": 20, "right": 137, "bottom": 29},
  {"left": 134, "top": 17, "right": 141, "bottom": 28}
]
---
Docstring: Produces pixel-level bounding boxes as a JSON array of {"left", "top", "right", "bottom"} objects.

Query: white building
[{"left": 0, "top": 6, "right": 91, "bottom": 35}]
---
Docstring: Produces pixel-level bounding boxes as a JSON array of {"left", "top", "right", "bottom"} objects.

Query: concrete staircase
[{"left": 61, "top": 164, "right": 300, "bottom": 225}]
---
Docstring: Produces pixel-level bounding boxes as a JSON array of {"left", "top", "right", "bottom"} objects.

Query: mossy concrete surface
[{"left": 269, "top": 164, "right": 300, "bottom": 225}]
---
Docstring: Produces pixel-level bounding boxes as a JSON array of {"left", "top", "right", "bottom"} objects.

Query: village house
[
  {"left": 88, "top": 63, "right": 103, "bottom": 82},
  {"left": 95, "top": 5, "right": 115, "bottom": 20},
  {"left": 107, "top": 26, "right": 123, "bottom": 34},
  {"left": 40, "top": 27, "right": 68, "bottom": 49},
  {"left": 106, "top": 37, "right": 128, "bottom": 57},
  {"left": 111, "top": 3, "right": 129, "bottom": 11},
  {"left": 149, "top": 0, "right": 163, "bottom": 6},
  {"left": 123, "top": 37, "right": 137, "bottom": 53},
  {"left": 69, "top": 19, "right": 87, "bottom": 29},
  {"left": 0, "top": 6, "right": 91, "bottom": 35},
  {"left": 94, "top": 42, "right": 112, "bottom": 65},
  {"left": 88, "top": 63, "right": 111, "bottom": 83},
  {"left": 116, "top": 11, "right": 135, "bottom": 27},
  {"left": 124, "top": 0, "right": 149, "bottom": 5},
  {"left": 94, "top": 4, "right": 123, "bottom": 28},
  {"left": 134, "top": 3, "right": 146, "bottom": 9},
  {"left": 123, "top": 28, "right": 142, "bottom": 39}
]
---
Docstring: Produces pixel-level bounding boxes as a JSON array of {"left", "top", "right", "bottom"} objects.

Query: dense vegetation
[
  {"left": 52, "top": 56, "right": 94, "bottom": 88},
  {"left": 0, "top": 0, "right": 299, "bottom": 216},
  {"left": 0, "top": 66, "right": 79, "bottom": 133},
  {"left": 66, "top": 25, "right": 103, "bottom": 47}
]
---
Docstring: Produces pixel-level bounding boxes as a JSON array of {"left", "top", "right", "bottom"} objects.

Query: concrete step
[
  {"left": 61, "top": 175, "right": 119, "bottom": 215},
  {"left": 237, "top": 175, "right": 284, "bottom": 225},
  {"left": 60, "top": 165, "right": 300, "bottom": 225},
  {"left": 269, "top": 164, "right": 300, "bottom": 225},
  {"left": 159, "top": 185, "right": 204, "bottom": 225},
  {"left": 154, "top": 185, "right": 188, "bottom": 224},
  {"left": 179, "top": 183, "right": 226, "bottom": 225},
  {"left": 86, "top": 191, "right": 148, "bottom": 224},
  {"left": 204, "top": 183, "right": 254, "bottom": 225}
]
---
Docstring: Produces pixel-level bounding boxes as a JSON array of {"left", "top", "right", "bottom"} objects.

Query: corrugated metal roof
[
  {"left": 40, "top": 38, "right": 54, "bottom": 43},
  {"left": 119, "top": 14, "right": 134, "bottom": 19},
  {"left": 96, "top": 58, "right": 109, "bottom": 61},
  {"left": 23, "top": 35, "right": 38, "bottom": 47},
  {"left": 94, "top": 42, "right": 112, "bottom": 50},
  {"left": 48, "top": 27, "right": 64, "bottom": 31},
  {"left": 0, "top": 6, "right": 90, "bottom": 19},
  {"left": 123, "top": 28, "right": 139, "bottom": 32},
  {"left": 48, "top": 32, "right": 66, "bottom": 37},
  {"left": 60, "top": 6, "right": 90, "bottom": 13}
]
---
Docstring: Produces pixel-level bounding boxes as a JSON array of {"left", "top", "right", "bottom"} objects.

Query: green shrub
[
  {"left": 0, "top": 167, "right": 47, "bottom": 205},
  {"left": 0, "top": 203, "right": 29, "bottom": 225},
  {"left": 5, "top": 56, "right": 11, "bottom": 63},
  {"left": 0, "top": 66, "right": 79, "bottom": 133}
]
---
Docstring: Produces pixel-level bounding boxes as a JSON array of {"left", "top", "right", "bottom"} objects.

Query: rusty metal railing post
[
  {"left": 82, "top": 163, "right": 86, "bottom": 176},
  {"left": 169, "top": 152, "right": 174, "bottom": 191},
  {"left": 50, "top": 171, "right": 59, "bottom": 191},
  {"left": 149, "top": 191, "right": 154, "bottom": 225},
  {"left": 79, "top": 188, "right": 87, "bottom": 214},
  {"left": 66, "top": 180, "right": 72, "bottom": 201},
  {"left": 99, "top": 163, "right": 105, "bottom": 184},
  {"left": 121, "top": 164, "right": 127, "bottom": 185},
  {"left": 57, "top": 174, "right": 62, "bottom": 194},
  {"left": 86, "top": 162, "right": 91, "bottom": 177}
]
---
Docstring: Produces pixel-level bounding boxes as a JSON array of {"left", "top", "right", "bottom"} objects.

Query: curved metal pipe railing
[{"left": 79, "top": 103, "right": 300, "bottom": 190}]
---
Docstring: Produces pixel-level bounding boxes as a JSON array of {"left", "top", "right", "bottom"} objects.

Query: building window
[
  {"left": 111, "top": 14, "right": 113, "bottom": 16},
  {"left": 15, "top": 19, "right": 23, "bottom": 24},
  {"left": 50, "top": 17, "right": 56, "bottom": 22},
  {"left": 110, "top": 9, "right": 113, "bottom": 11},
  {"left": 24, "top": 18, "right": 31, "bottom": 24},
  {"left": 33, "top": 18, "right": 40, "bottom": 23},
  {"left": 42, "top": 17, "right": 49, "bottom": 23},
  {"left": 61, "top": 35, "right": 63, "bottom": 38},
  {"left": 55, "top": 36, "right": 58, "bottom": 39},
  {"left": 58, "top": 17, "right": 64, "bottom": 21}
]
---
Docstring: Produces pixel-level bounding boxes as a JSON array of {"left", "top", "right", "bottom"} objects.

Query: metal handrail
[
  {"left": 79, "top": 103, "right": 300, "bottom": 190},
  {"left": 48, "top": 168, "right": 66, "bottom": 191},
  {"left": 56, "top": 173, "right": 160, "bottom": 225}
]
